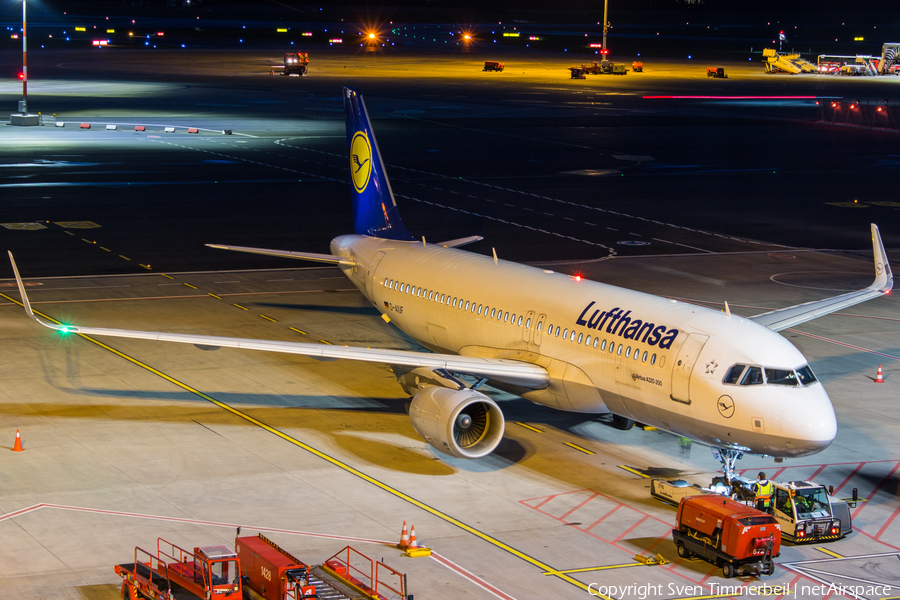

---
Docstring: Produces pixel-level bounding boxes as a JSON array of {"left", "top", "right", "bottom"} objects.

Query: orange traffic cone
[
  {"left": 875, "top": 365, "right": 885, "bottom": 383},
  {"left": 408, "top": 525, "right": 419, "bottom": 549},
  {"left": 12, "top": 429, "right": 23, "bottom": 452},
  {"left": 397, "top": 520, "right": 409, "bottom": 549}
]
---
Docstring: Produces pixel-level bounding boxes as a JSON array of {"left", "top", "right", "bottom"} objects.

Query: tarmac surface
[{"left": 1, "top": 46, "right": 900, "bottom": 600}]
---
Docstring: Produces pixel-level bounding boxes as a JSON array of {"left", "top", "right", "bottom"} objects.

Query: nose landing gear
[{"left": 712, "top": 447, "right": 745, "bottom": 483}]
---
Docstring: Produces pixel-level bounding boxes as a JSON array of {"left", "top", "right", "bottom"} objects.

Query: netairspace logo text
[{"left": 587, "top": 582, "right": 893, "bottom": 598}]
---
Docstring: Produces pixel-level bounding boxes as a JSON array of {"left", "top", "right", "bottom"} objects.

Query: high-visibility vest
[{"left": 755, "top": 480, "right": 774, "bottom": 500}]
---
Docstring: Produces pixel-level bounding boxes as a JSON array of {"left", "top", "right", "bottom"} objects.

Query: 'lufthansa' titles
[{"left": 576, "top": 302, "right": 679, "bottom": 349}]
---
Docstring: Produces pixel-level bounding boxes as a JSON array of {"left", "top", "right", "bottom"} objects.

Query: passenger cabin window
[
  {"left": 625, "top": 346, "right": 631, "bottom": 358},
  {"left": 526, "top": 318, "right": 532, "bottom": 328},
  {"left": 569, "top": 330, "right": 576, "bottom": 341},
  {"left": 440, "top": 294, "right": 445, "bottom": 303},
  {"left": 465, "top": 301, "right": 470, "bottom": 310},
  {"left": 593, "top": 338, "right": 599, "bottom": 349},
  {"left": 741, "top": 366, "right": 764, "bottom": 385},
  {"left": 600, "top": 340, "right": 607, "bottom": 350},
  {"left": 491, "top": 308, "right": 497, "bottom": 318},
  {"left": 797, "top": 365, "right": 818, "bottom": 385},
  {"left": 642, "top": 351, "right": 648, "bottom": 362},
  {"left": 577, "top": 332, "right": 583, "bottom": 344},
  {"left": 724, "top": 365, "right": 746, "bottom": 385},
  {"left": 585, "top": 335, "right": 591, "bottom": 346},
  {"left": 537, "top": 321, "right": 543, "bottom": 332},
  {"left": 504, "top": 312, "right": 510, "bottom": 322},
  {"left": 555, "top": 326, "right": 560, "bottom": 336},
  {"left": 562, "top": 328, "right": 568, "bottom": 339},
  {"left": 766, "top": 368, "right": 798, "bottom": 386},
  {"left": 651, "top": 353, "right": 657, "bottom": 365},
  {"left": 517, "top": 316, "right": 524, "bottom": 326}
]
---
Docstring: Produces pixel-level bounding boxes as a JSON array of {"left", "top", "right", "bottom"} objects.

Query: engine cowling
[{"left": 409, "top": 387, "right": 505, "bottom": 459}]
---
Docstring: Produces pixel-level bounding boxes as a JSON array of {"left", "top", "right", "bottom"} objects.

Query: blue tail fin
[{"left": 343, "top": 87, "right": 414, "bottom": 241}]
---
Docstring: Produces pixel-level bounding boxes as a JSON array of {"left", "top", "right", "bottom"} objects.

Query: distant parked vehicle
[
  {"left": 840, "top": 64, "right": 867, "bottom": 76},
  {"left": 569, "top": 67, "right": 586, "bottom": 79},
  {"left": 632, "top": 61, "right": 643, "bottom": 72},
  {"left": 707, "top": 67, "right": 727, "bottom": 78},
  {"left": 483, "top": 61, "right": 504, "bottom": 72}
]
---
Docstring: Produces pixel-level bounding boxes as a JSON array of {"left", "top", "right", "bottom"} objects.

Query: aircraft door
[
  {"left": 670, "top": 333, "right": 709, "bottom": 404},
  {"left": 533, "top": 313, "right": 547, "bottom": 347},
  {"left": 521, "top": 311, "right": 536, "bottom": 344},
  {"left": 366, "top": 251, "right": 387, "bottom": 298}
]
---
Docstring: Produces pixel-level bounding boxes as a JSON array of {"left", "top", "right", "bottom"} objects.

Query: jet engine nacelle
[{"left": 409, "top": 387, "right": 505, "bottom": 459}]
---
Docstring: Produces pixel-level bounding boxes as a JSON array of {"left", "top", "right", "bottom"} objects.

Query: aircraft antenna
[
  {"left": 492, "top": 248, "right": 498, "bottom": 264},
  {"left": 724, "top": 301, "right": 731, "bottom": 317}
]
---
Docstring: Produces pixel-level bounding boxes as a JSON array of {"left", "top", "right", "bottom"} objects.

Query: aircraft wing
[
  {"left": 749, "top": 223, "right": 893, "bottom": 332},
  {"left": 8, "top": 253, "right": 547, "bottom": 389},
  {"left": 205, "top": 244, "right": 356, "bottom": 266}
]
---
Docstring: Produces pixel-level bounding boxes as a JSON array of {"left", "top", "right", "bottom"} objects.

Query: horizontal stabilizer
[
  {"left": 438, "top": 236, "right": 484, "bottom": 249},
  {"left": 206, "top": 244, "right": 355, "bottom": 266},
  {"left": 750, "top": 223, "right": 893, "bottom": 331}
]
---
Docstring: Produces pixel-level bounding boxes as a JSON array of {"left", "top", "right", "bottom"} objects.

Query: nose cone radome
[{"left": 781, "top": 387, "right": 837, "bottom": 456}]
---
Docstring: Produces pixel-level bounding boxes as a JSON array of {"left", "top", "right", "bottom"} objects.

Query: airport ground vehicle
[
  {"left": 115, "top": 539, "right": 243, "bottom": 600},
  {"left": 707, "top": 67, "right": 727, "bottom": 78},
  {"left": 569, "top": 67, "right": 586, "bottom": 79},
  {"left": 632, "top": 61, "right": 643, "bottom": 72},
  {"left": 483, "top": 61, "right": 504, "bottom": 72},
  {"left": 770, "top": 481, "right": 850, "bottom": 543},
  {"left": 840, "top": 64, "right": 867, "bottom": 76},
  {"left": 284, "top": 52, "right": 309, "bottom": 76},
  {"left": 116, "top": 534, "right": 405, "bottom": 600},
  {"left": 673, "top": 495, "right": 780, "bottom": 579},
  {"left": 580, "top": 61, "right": 627, "bottom": 75}
]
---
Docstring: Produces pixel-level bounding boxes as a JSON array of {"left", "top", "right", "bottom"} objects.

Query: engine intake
[{"left": 409, "top": 387, "right": 505, "bottom": 459}]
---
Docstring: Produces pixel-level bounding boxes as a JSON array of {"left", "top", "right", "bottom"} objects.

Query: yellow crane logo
[{"left": 351, "top": 131, "right": 373, "bottom": 193}]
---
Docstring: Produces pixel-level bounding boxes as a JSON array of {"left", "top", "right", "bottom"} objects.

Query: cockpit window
[
  {"left": 724, "top": 365, "right": 746, "bottom": 385},
  {"left": 797, "top": 365, "right": 818, "bottom": 385},
  {"left": 765, "top": 368, "right": 798, "bottom": 386},
  {"left": 740, "top": 366, "right": 764, "bottom": 385}
]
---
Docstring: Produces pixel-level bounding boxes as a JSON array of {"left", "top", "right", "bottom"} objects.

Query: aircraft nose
[{"left": 781, "top": 387, "right": 837, "bottom": 455}]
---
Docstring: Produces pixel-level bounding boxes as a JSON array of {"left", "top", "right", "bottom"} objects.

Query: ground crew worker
[{"left": 755, "top": 472, "right": 774, "bottom": 513}]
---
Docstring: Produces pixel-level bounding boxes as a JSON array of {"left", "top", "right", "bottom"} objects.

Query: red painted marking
[
  {"left": 0, "top": 503, "right": 45, "bottom": 522},
  {"left": 772, "top": 466, "right": 788, "bottom": 480},
  {"left": 787, "top": 330, "right": 900, "bottom": 361},
  {"left": 832, "top": 462, "right": 864, "bottom": 495},
  {"left": 430, "top": 553, "right": 518, "bottom": 600},
  {"left": 532, "top": 496, "right": 553, "bottom": 510},
  {"left": 559, "top": 492, "right": 598, "bottom": 521},
  {"left": 807, "top": 464, "right": 827, "bottom": 481},
  {"left": 874, "top": 501, "right": 900, "bottom": 540},
  {"left": 584, "top": 504, "right": 623, "bottom": 532},
  {"left": 613, "top": 515, "right": 648, "bottom": 543},
  {"left": 852, "top": 461, "right": 900, "bottom": 519},
  {"left": 643, "top": 95, "right": 818, "bottom": 99},
  {"left": 853, "top": 527, "right": 900, "bottom": 551},
  {"left": 777, "top": 574, "right": 803, "bottom": 600}
]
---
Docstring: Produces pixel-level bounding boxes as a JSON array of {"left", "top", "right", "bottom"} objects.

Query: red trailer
[
  {"left": 673, "top": 495, "right": 780, "bottom": 578},
  {"left": 236, "top": 534, "right": 314, "bottom": 600}
]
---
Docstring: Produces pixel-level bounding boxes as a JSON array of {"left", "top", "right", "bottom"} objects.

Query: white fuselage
[{"left": 331, "top": 235, "right": 837, "bottom": 458}]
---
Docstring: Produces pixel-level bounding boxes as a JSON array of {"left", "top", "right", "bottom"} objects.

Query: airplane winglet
[
  {"left": 870, "top": 223, "right": 893, "bottom": 294},
  {"left": 7, "top": 252, "right": 73, "bottom": 333}
]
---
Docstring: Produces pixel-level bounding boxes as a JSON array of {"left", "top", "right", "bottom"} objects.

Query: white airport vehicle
[{"left": 8, "top": 87, "right": 894, "bottom": 479}]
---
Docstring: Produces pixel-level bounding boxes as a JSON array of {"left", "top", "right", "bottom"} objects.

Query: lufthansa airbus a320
[{"left": 9, "top": 88, "right": 893, "bottom": 479}]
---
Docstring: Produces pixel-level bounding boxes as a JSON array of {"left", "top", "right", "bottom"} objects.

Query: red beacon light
[{"left": 572, "top": 274, "right": 583, "bottom": 282}]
